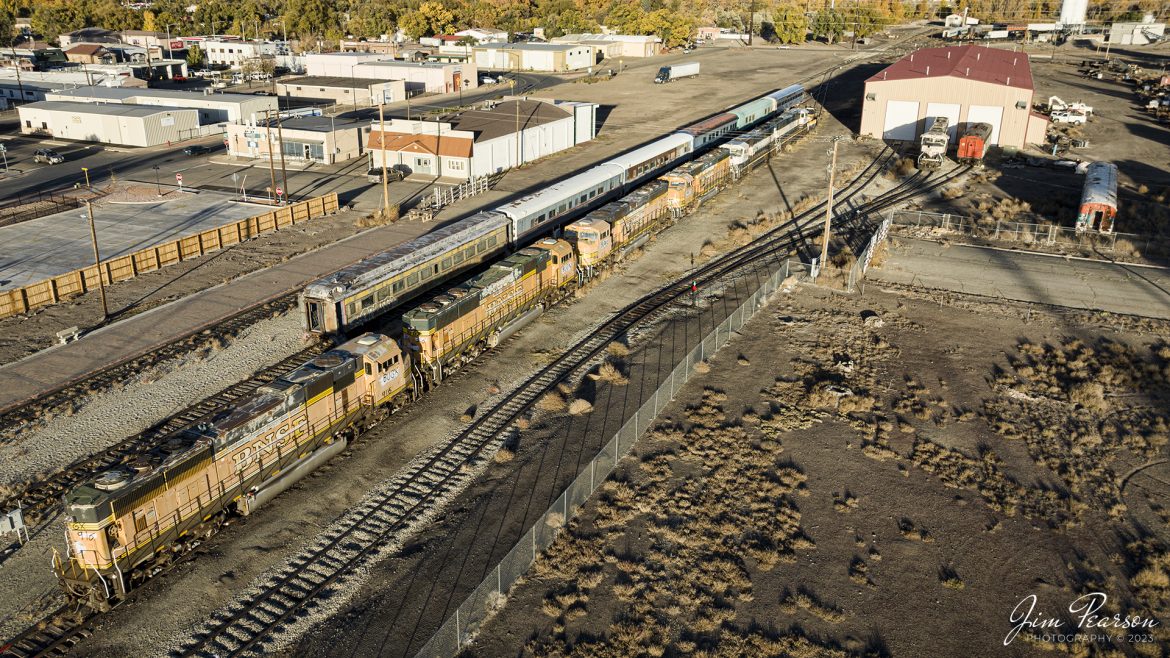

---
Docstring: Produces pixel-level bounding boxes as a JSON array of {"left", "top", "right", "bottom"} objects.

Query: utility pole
[
  {"left": 820, "top": 137, "right": 840, "bottom": 269},
  {"left": 747, "top": 0, "right": 757, "bottom": 46},
  {"left": 10, "top": 46, "right": 25, "bottom": 103},
  {"left": 274, "top": 108, "right": 289, "bottom": 203},
  {"left": 85, "top": 201, "right": 109, "bottom": 321},
  {"left": 263, "top": 110, "right": 277, "bottom": 202},
  {"left": 379, "top": 103, "right": 390, "bottom": 215}
]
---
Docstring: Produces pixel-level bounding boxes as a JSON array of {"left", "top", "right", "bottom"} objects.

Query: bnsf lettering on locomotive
[{"left": 231, "top": 414, "right": 309, "bottom": 471}]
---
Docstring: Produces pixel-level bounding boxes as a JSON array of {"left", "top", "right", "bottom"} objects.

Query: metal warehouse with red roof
[{"left": 860, "top": 44, "right": 1049, "bottom": 150}]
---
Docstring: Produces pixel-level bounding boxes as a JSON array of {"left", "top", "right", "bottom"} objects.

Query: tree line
[{"left": 0, "top": 0, "right": 1164, "bottom": 50}]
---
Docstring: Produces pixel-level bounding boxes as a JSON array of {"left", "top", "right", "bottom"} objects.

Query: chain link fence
[
  {"left": 889, "top": 210, "right": 1170, "bottom": 259},
  {"left": 415, "top": 258, "right": 801, "bottom": 658},
  {"left": 846, "top": 213, "right": 893, "bottom": 292}
]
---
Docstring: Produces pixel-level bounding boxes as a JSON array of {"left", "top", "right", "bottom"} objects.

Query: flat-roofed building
[
  {"left": 276, "top": 76, "right": 407, "bottom": 107},
  {"left": 225, "top": 116, "right": 370, "bottom": 164},
  {"left": 18, "top": 101, "right": 199, "bottom": 146},
  {"left": 44, "top": 87, "right": 276, "bottom": 124},
  {"left": 368, "top": 98, "right": 597, "bottom": 179},
  {"left": 353, "top": 61, "right": 477, "bottom": 94},
  {"left": 472, "top": 43, "right": 595, "bottom": 72},
  {"left": 551, "top": 33, "right": 662, "bottom": 57}
]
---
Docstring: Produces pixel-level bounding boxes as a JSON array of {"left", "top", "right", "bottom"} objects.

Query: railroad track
[
  {"left": 0, "top": 604, "right": 94, "bottom": 658},
  {"left": 171, "top": 149, "right": 958, "bottom": 658},
  {"left": 0, "top": 295, "right": 305, "bottom": 438},
  {"left": 0, "top": 341, "right": 329, "bottom": 545}
]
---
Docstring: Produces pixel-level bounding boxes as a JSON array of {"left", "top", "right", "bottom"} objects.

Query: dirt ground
[{"left": 468, "top": 275, "right": 1170, "bottom": 657}]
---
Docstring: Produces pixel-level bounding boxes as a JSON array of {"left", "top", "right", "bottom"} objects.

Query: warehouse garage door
[
  {"left": 882, "top": 100, "right": 920, "bottom": 141},
  {"left": 925, "top": 102, "right": 961, "bottom": 141},
  {"left": 967, "top": 105, "right": 1003, "bottom": 145}
]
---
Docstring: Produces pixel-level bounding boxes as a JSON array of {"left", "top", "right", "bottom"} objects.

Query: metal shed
[{"left": 18, "top": 101, "right": 200, "bottom": 146}]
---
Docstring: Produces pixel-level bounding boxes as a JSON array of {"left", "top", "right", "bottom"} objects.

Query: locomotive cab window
[{"left": 365, "top": 363, "right": 373, "bottom": 376}]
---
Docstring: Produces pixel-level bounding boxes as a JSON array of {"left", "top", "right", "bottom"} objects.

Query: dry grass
[
  {"left": 606, "top": 341, "right": 630, "bottom": 358},
  {"left": 693, "top": 360, "right": 710, "bottom": 374},
  {"left": 568, "top": 399, "right": 594, "bottom": 415},
  {"left": 494, "top": 447, "right": 515, "bottom": 463},
  {"left": 596, "top": 361, "right": 629, "bottom": 385},
  {"left": 538, "top": 391, "right": 566, "bottom": 412},
  {"left": 519, "top": 375, "right": 834, "bottom": 656}
]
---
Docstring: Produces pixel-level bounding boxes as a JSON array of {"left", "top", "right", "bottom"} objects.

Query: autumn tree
[
  {"left": 641, "top": 8, "right": 692, "bottom": 48},
  {"left": 0, "top": 8, "right": 13, "bottom": 47},
  {"left": 771, "top": 4, "right": 808, "bottom": 44},
  {"left": 811, "top": 8, "right": 845, "bottom": 44},
  {"left": 187, "top": 43, "right": 205, "bottom": 68}
]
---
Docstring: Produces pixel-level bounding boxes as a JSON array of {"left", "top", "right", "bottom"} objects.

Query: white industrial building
[
  {"left": 18, "top": 101, "right": 199, "bottom": 146},
  {"left": 44, "top": 87, "right": 277, "bottom": 124},
  {"left": 304, "top": 55, "right": 476, "bottom": 94},
  {"left": 368, "top": 98, "right": 597, "bottom": 179},
  {"left": 455, "top": 28, "right": 508, "bottom": 43},
  {"left": 199, "top": 39, "right": 278, "bottom": 68},
  {"left": 551, "top": 33, "right": 662, "bottom": 58},
  {"left": 473, "top": 43, "right": 595, "bottom": 72},
  {"left": 354, "top": 61, "right": 477, "bottom": 94},
  {"left": 276, "top": 76, "right": 407, "bottom": 107},
  {"left": 304, "top": 52, "right": 386, "bottom": 77}
]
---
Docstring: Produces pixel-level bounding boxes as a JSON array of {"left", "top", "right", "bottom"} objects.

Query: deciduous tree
[
  {"left": 771, "top": 3, "right": 808, "bottom": 44},
  {"left": 187, "top": 43, "right": 205, "bottom": 68},
  {"left": 811, "top": 8, "right": 845, "bottom": 44}
]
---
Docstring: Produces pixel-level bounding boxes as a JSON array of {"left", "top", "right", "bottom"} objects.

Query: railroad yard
[{"left": 0, "top": 16, "right": 1168, "bottom": 658}]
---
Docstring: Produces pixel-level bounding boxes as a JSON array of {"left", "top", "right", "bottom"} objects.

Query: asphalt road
[{"left": 871, "top": 237, "right": 1170, "bottom": 319}]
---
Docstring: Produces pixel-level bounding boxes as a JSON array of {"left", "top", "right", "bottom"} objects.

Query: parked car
[
  {"left": 480, "top": 75, "right": 497, "bottom": 84},
  {"left": 213, "top": 81, "right": 228, "bottom": 89},
  {"left": 366, "top": 166, "right": 408, "bottom": 184},
  {"left": 183, "top": 144, "right": 212, "bottom": 156},
  {"left": 34, "top": 148, "right": 64, "bottom": 164}
]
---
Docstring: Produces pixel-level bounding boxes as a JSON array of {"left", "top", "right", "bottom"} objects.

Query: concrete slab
[
  {"left": 0, "top": 219, "right": 442, "bottom": 412},
  {"left": 0, "top": 191, "right": 261, "bottom": 290},
  {"left": 871, "top": 237, "right": 1170, "bottom": 319}
]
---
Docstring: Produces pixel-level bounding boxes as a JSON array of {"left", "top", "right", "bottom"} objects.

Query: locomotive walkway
[{"left": 0, "top": 220, "right": 438, "bottom": 413}]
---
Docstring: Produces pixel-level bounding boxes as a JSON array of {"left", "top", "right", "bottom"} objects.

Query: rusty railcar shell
[{"left": 1076, "top": 161, "right": 1119, "bottom": 233}]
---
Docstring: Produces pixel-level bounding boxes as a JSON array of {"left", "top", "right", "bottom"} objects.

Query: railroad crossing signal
[
  {"left": 275, "top": 186, "right": 283, "bottom": 197},
  {"left": 175, "top": 173, "right": 183, "bottom": 183}
]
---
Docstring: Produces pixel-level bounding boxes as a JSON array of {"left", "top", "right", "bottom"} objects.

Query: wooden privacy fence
[{"left": 0, "top": 193, "right": 340, "bottom": 319}]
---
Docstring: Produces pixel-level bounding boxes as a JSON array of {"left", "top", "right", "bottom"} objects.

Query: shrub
[{"left": 568, "top": 399, "right": 594, "bottom": 415}]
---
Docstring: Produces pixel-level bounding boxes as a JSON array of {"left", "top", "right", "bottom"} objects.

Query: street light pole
[
  {"left": 263, "top": 110, "right": 277, "bottom": 202},
  {"left": 379, "top": 103, "right": 390, "bottom": 216},
  {"left": 274, "top": 108, "right": 289, "bottom": 202},
  {"left": 153, "top": 165, "right": 161, "bottom": 195},
  {"left": 85, "top": 201, "right": 109, "bottom": 321}
]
